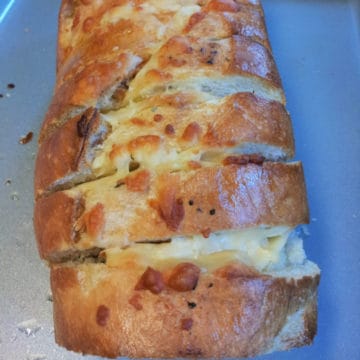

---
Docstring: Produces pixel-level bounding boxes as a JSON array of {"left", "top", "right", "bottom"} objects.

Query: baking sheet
[{"left": 0, "top": 0, "right": 359, "bottom": 359}]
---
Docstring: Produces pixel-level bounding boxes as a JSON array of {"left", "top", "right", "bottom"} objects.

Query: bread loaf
[{"left": 34, "top": 0, "right": 320, "bottom": 358}]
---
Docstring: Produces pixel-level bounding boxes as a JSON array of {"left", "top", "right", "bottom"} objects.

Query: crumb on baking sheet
[
  {"left": 19, "top": 132, "right": 33, "bottom": 144},
  {"left": 26, "top": 353, "right": 46, "bottom": 360},
  {"left": 4, "top": 179, "right": 12, "bottom": 186},
  {"left": 7, "top": 83, "right": 15, "bottom": 89},
  {"left": 10, "top": 192, "right": 19, "bottom": 201},
  {"left": 17, "top": 318, "right": 41, "bottom": 337}
]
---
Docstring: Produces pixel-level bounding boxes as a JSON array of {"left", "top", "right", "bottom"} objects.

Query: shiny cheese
[{"left": 103, "top": 226, "right": 306, "bottom": 272}]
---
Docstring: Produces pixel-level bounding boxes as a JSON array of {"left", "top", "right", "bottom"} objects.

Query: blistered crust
[
  {"left": 51, "top": 262, "right": 319, "bottom": 358},
  {"left": 35, "top": 162, "right": 309, "bottom": 260}
]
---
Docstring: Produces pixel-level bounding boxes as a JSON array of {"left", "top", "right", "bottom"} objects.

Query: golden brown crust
[
  {"left": 34, "top": 192, "right": 84, "bottom": 259},
  {"left": 185, "top": 3, "right": 269, "bottom": 49},
  {"left": 57, "top": 0, "right": 182, "bottom": 76},
  {"left": 157, "top": 35, "right": 275, "bottom": 80},
  {"left": 198, "top": 92, "right": 292, "bottom": 148},
  {"left": 40, "top": 53, "right": 143, "bottom": 142},
  {"left": 57, "top": 1, "right": 266, "bottom": 77},
  {"left": 35, "top": 162, "right": 309, "bottom": 260},
  {"left": 51, "top": 262, "right": 319, "bottom": 358},
  {"left": 35, "top": 108, "right": 111, "bottom": 198}
]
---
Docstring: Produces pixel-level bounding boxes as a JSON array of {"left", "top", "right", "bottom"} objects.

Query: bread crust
[
  {"left": 34, "top": 191, "right": 84, "bottom": 260},
  {"left": 34, "top": 162, "right": 308, "bottom": 260},
  {"left": 40, "top": 53, "right": 143, "bottom": 142},
  {"left": 186, "top": 2, "right": 269, "bottom": 49},
  {"left": 35, "top": 107, "right": 111, "bottom": 198},
  {"left": 51, "top": 262, "right": 319, "bottom": 358}
]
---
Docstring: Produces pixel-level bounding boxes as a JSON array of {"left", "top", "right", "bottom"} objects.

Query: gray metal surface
[{"left": 0, "top": 0, "right": 359, "bottom": 359}]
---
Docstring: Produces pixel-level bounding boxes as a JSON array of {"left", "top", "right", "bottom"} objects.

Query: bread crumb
[
  {"left": 19, "top": 132, "right": 33, "bottom": 144},
  {"left": 10, "top": 192, "right": 19, "bottom": 201}
]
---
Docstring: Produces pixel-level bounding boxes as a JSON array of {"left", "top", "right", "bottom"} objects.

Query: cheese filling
[{"left": 103, "top": 226, "right": 306, "bottom": 273}]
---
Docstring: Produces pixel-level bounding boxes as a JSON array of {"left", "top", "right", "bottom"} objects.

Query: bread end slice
[{"left": 50, "top": 260, "right": 319, "bottom": 358}]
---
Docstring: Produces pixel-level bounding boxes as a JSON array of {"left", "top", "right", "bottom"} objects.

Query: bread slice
[
  {"left": 34, "top": 0, "right": 320, "bottom": 358},
  {"left": 35, "top": 92, "right": 294, "bottom": 197},
  {"left": 51, "top": 260, "right": 319, "bottom": 359},
  {"left": 34, "top": 162, "right": 308, "bottom": 261}
]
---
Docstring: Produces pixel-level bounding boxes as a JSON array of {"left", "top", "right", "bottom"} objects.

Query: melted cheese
[
  {"left": 103, "top": 226, "right": 306, "bottom": 272},
  {"left": 101, "top": 4, "right": 134, "bottom": 25}
]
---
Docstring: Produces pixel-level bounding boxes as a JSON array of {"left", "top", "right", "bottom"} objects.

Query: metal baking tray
[{"left": 0, "top": 0, "right": 359, "bottom": 359}]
